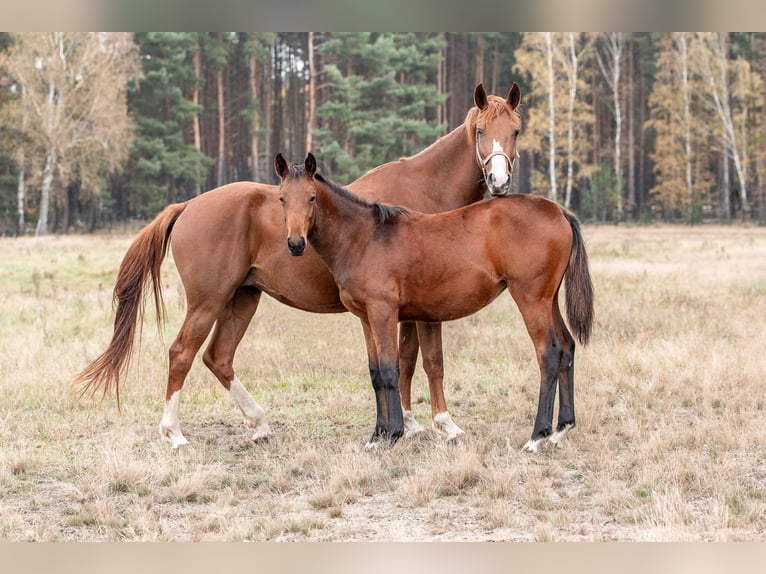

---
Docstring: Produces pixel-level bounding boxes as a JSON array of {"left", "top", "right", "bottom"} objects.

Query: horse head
[
  {"left": 472, "top": 82, "right": 522, "bottom": 197},
  {"left": 275, "top": 152, "right": 317, "bottom": 256}
]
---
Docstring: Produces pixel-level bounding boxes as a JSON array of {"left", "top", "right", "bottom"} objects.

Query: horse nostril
[{"left": 287, "top": 236, "right": 306, "bottom": 255}]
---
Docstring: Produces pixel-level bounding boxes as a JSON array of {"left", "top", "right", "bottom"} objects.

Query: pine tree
[
  {"left": 313, "top": 33, "right": 445, "bottom": 182},
  {"left": 114, "top": 32, "right": 212, "bottom": 220}
]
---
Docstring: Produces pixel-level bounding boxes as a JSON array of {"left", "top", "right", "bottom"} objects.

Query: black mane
[{"left": 314, "top": 172, "right": 409, "bottom": 225}]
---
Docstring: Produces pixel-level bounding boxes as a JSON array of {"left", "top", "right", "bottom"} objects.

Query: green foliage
[
  {"left": 584, "top": 163, "right": 621, "bottom": 222},
  {"left": 112, "top": 32, "right": 212, "bottom": 219},
  {"left": 314, "top": 33, "right": 446, "bottom": 182}
]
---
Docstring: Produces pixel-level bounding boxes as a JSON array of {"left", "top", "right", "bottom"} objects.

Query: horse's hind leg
[
  {"left": 522, "top": 327, "right": 563, "bottom": 453},
  {"left": 398, "top": 321, "right": 426, "bottom": 437},
  {"left": 549, "top": 303, "right": 576, "bottom": 447},
  {"left": 417, "top": 321, "right": 465, "bottom": 442},
  {"left": 513, "top": 295, "right": 564, "bottom": 453},
  {"left": 202, "top": 287, "right": 271, "bottom": 442},
  {"left": 161, "top": 304, "right": 220, "bottom": 449}
]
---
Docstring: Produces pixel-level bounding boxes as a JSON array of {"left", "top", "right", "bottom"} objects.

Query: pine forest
[{"left": 1, "top": 32, "right": 765, "bottom": 235}]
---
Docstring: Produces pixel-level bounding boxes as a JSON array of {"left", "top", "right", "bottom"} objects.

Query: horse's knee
[{"left": 202, "top": 347, "right": 234, "bottom": 386}]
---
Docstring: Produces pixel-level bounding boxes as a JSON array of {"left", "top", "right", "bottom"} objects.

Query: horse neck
[
  {"left": 309, "top": 182, "right": 375, "bottom": 269},
  {"left": 353, "top": 124, "right": 485, "bottom": 211}
]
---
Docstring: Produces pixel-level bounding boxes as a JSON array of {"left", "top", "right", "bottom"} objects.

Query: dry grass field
[{"left": 1, "top": 224, "right": 765, "bottom": 542}]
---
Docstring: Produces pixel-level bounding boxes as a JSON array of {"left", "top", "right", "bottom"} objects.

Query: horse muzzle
[
  {"left": 287, "top": 236, "right": 306, "bottom": 256},
  {"left": 485, "top": 178, "right": 513, "bottom": 198}
]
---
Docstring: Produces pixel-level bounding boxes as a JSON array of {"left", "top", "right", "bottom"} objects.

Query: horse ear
[
  {"left": 474, "top": 83, "right": 489, "bottom": 110},
  {"left": 507, "top": 82, "right": 521, "bottom": 110},
  {"left": 305, "top": 152, "right": 317, "bottom": 177},
  {"left": 275, "top": 153, "right": 289, "bottom": 180}
]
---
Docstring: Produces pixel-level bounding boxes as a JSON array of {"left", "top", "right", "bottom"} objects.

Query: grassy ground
[{"left": 1, "top": 225, "right": 765, "bottom": 541}]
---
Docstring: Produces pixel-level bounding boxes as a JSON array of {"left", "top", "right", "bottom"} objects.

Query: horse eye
[
  {"left": 476, "top": 127, "right": 485, "bottom": 136},
  {"left": 514, "top": 129, "right": 521, "bottom": 137},
  {"left": 309, "top": 195, "right": 316, "bottom": 203},
  {"left": 278, "top": 196, "right": 285, "bottom": 204}
]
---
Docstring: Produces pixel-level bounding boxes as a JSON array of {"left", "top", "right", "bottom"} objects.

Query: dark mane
[{"left": 314, "top": 172, "right": 409, "bottom": 225}]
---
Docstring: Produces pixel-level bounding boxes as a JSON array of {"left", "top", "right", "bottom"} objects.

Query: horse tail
[
  {"left": 73, "top": 202, "right": 187, "bottom": 407},
  {"left": 563, "top": 210, "right": 594, "bottom": 345}
]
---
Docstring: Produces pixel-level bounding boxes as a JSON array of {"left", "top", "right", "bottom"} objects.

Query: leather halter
[{"left": 475, "top": 129, "right": 519, "bottom": 195}]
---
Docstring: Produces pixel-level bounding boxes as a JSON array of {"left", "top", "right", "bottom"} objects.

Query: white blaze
[{"left": 489, "top": 139, "right": 509, "bottom": 189}]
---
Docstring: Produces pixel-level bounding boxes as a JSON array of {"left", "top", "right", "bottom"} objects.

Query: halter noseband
[{"left": 475, "top": 129, "right": 520, "bottom": 195}]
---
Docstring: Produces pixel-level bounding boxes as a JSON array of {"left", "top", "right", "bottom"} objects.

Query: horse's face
[
  {"left": 275, "top": 152, "right": 317, "bottom": 256},
  {"left": 472, "top": 83, "right": 522, "bottom": 197}
]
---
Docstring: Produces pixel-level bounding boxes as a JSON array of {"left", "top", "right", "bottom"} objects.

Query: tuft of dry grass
[{"left": 1, "top": 227, "right": 766, "bottom": 540}]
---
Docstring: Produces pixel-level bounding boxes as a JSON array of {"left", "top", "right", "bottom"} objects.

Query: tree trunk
[
  {"left": 677, "top": 34, "right": 693, "bottom": 209},
  {"left": 474, "top": 34, "right": 485, "bottom": 87},
  {"left": 249, "top": 33, "right": 260, "bottom": 181},
  {"left": 627, "top": 37, "right": 636, "bottom": 219},
  {"left": 216, "top": 33, "right": 226, "bottom": 188},
  {"left": 306, "top": 32, "right": 316, "bottom": 155},
  {"left": 193, "top": 38, "right": 202, "bottom": 195},
  {"left": 36, "top": 150, "right": 55, "bottom": 237},
  {"left": 545, "top": 33, "right": 557, "bottom": 202},
  {"left": 564, "top": 33, "right": 577, "bottom": 209},
  {"left": 16, "top": 149, "right": 25, "bottom": 235},
  {"left": 491, "top": 35, "right": 501, "bottom": 94}
]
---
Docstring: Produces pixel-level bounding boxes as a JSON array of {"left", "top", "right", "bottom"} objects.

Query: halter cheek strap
[{"left": 475, "top": 130, "right": 520, "bottom": 187}]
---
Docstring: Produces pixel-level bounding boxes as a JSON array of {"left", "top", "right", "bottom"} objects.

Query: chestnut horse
[
  {"left": 74, "top": 83, "right": 523, "bottom": 448},
  {"left": 276, "top": 153, "right": 594, "bottom": 451}
]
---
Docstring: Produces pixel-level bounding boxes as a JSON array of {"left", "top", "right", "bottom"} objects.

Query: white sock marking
[
  {"left": 403, "top": 409, "right": 426, "bottom": 438},
  {"left": 229, "top": 376, "right": 271, "bottom": 441},
  {"left": 432, "top": 412, "right": 465, "bottom": 442},
  {"left": 160, "top": 390, "right": 189, "bottom": 449}
]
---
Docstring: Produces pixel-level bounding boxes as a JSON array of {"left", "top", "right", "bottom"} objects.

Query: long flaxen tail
[
  {"left": 73, "top": 203, "right": 187, "bottom": 407},
  {"left": 563, "top": 211, "right": 594, "bottom": 346}
]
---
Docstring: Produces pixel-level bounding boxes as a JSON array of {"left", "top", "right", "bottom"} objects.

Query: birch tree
[
  {"left": 695, "top": 32, "right": 759, "bottom": 218},
  {"left": 596, "top": 32, "right": 625, "bottom": 217},
  {"left": 556, "top": 32, "right": 594, "bottom": 209},
  {"left": 515, "top": 32, "right": 594, "bottom": 205},
  {"left": 1, "top": 33, "right": 140, "bottom": 235},
  {"left": 646, "top": 33, "right": 703, "bottom": 219}
]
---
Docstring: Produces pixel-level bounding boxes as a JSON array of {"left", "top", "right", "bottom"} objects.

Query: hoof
[
  {"left": 364, "top": 428, "right": 402, "bottom": 449},
  {"left": 522, "top": 438, "right": 542, "bottom": 453},
  {"left": 549, "top": 424, "right": 573, "bottom": 448},
  {"left": 446, "top": 432, "right": 467, "bottom": 446},
  {"left": 252, "top": 433, "right": 271, "bottom": 445},
  {"left": 403, "top": 410, "right": 426, "bottom": 438},
  {"left": 251, "top": 424, "right": 272, "bottom": 444},
  {"left": 160, "top": 425, "right": 191, "bottom": 450},
  {"left": 432, "top": 412, "right": 466, "bottom": 443}
]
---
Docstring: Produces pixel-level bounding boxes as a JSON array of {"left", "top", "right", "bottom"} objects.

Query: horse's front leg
[{"left": 361, "top": 307, "right": 404, "bottom": 448}]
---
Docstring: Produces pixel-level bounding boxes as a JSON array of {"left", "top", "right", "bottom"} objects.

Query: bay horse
[
  {"left": 74, "top": 83, "right": 523, "bottom": 448},
  {"left": 275, "top": 153, "right": 594, "bottom": 451}
]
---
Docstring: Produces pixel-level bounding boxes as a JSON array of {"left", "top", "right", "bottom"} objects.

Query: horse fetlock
[
  {"left": 432, "top": 412, "right": 466, "bottom": 442},
  {"left": 159, "top": 423, "right": 190, "bottom": 450},
  {"left": 549, "top": 422, "right": 575, "bottom": 447},
  {"left": 403, "top": 409, "right": 426, "bottom": 438}
]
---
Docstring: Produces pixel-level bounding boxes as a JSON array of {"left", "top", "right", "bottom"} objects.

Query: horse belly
[{"left": 398, "top": 271, "right": 503, "bottom": 322}]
